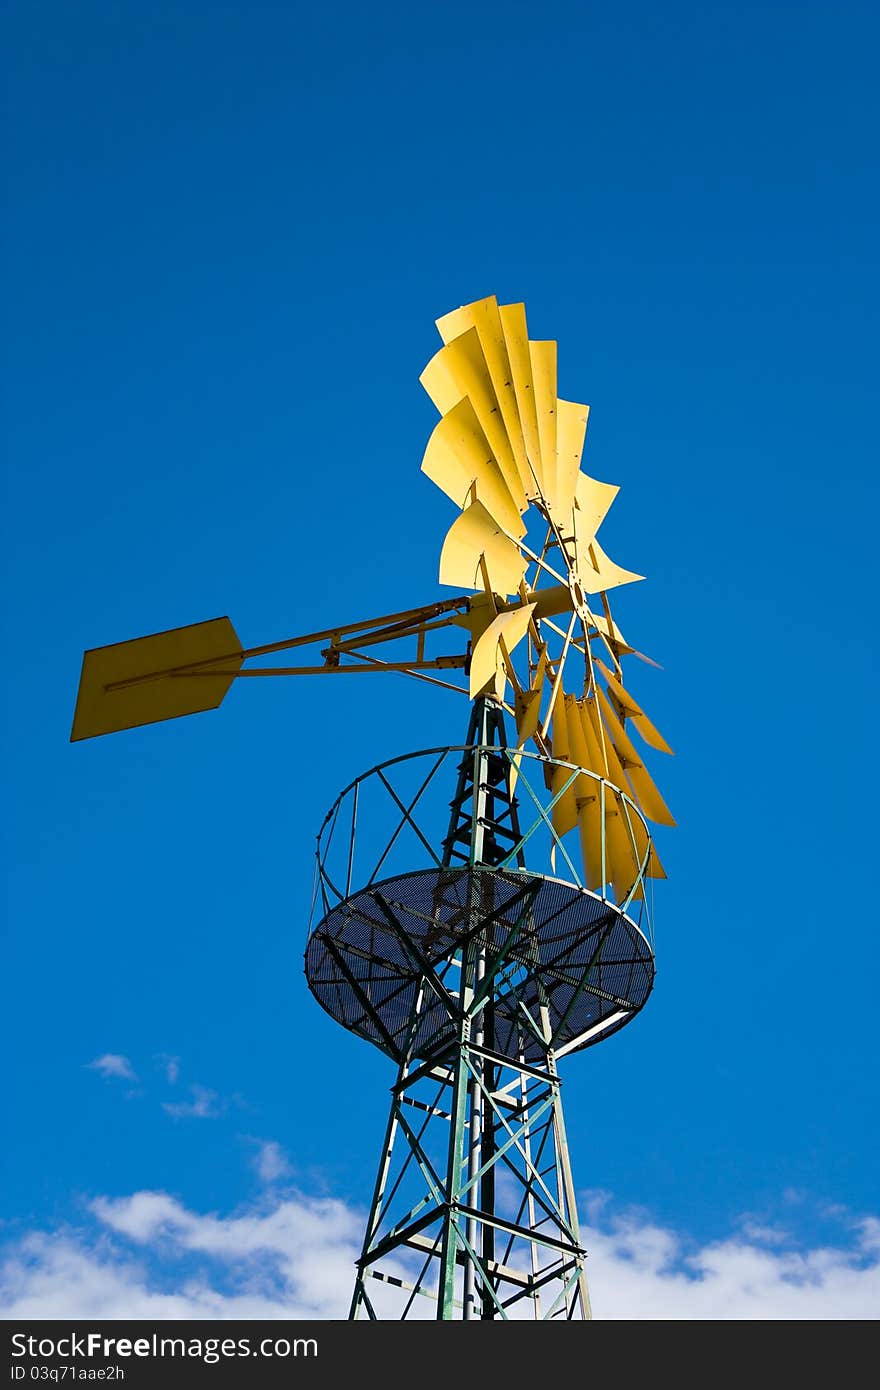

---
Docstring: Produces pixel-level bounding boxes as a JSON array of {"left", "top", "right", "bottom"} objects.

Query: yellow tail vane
[{"left": 71, "top": 618, "right": 244, "bottom": 742}]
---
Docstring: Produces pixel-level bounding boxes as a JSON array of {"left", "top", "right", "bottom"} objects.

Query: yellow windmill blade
[
  {"left": 469, "top": 604, "right": 534, "bottom": 700},
  {"left": 418, "top": 293, "right": 673, "bottom": 880},
  {"left": 607, "top": 787, "right": 652, "bottom": 902},
  {"left": 645, "top": 842, "right": 667, "bottom": 880},
  {"left": 579, "top": 683, "right": 668, "bottom": 835},
  {"left": 423, "top": 298, "right": 594, "bottom": 583},
  {"left": 572, "top": 472, "right": 620, "bottom": 555},
  {"left": 439, "top": 500, "right": 528, "bottom": 595},
  {"left": 529, "top": 339, "right": 558, "bottom": 506},
  {"left": 571, "top": 696, "right": 617, "bottom": 888},
  {"left": 596, "top": 686, "right": 676, "bottom": 827},
  {"left": 588, "top": 693, "right": 657, "bottom": 895},
  {"left": 576, "top": 798, "right": 604, "bottom": 892},
  {"left": 514, "top": 641, "right": 548, "bottom": 747},
  {"left": 589, "top": 608, "right": 659, "bottom": 668},
  {"left": 585, "top": 765, "right": 643, "bottom": 901},
  {"left": 574, "top": 692, "right": 604, "bottom": 784},
  {"left": 548, "top": 701, "right": 578, "bottom": 839},
  {"left": 569, "top": 688, "right": 642, "bottom": 898},
  {"left": 421, "top": 326, "right": 527, "bottom": 512},
  {"left": 427, "top": 295, "right": 566, "bottom": 510},
  {"left": 435, "top": 296, "right": 533, "bottom": 499},
  {"left": 563, "top": 692, "right": 595, "bottom": 804},
  {"left": 421, "top": 298, "right": 641, "bottom": 628},
  {"left": 564, "top": 693, "right": 603, "bottom": 890},
  {"left": 590, "top": 608, "right": 630, "bottom": 652},
  {"left": 421, "top": 397, "right": 525, "bottom": 539},
  {"left": 578, "top": 537, "right": 645, "bottom": 594},
  {"left": 563, "top": 689, "right": 663, "bottom": 902},
  {"left": 595, "top": 657, "right": 673, "bottom": 753},
  {"left": 546, "top": 399, "right": 589, "bottom": 530},
  {"left": 498, "top": 301, "right": 544, "bottom": 497}
]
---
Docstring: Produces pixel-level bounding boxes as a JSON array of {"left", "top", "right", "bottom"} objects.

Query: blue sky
[{"left": 2, "top": 1, "right": 878, "bottom": 1317}]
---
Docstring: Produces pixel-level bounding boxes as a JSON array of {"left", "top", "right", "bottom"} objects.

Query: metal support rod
[
  {"left": 351, "top": 978, "right": 428, "bottom": 1321},
  {"left": 548, "top": 1046, "right": 592, "bottom": 1320},
  {"left": 462, "top": 948, "right": 483, "bottom": 1319}
]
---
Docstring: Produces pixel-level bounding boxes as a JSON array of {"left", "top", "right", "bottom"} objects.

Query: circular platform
[{"left": 305, "top": 866, "right": 654, "bottom": 1063}]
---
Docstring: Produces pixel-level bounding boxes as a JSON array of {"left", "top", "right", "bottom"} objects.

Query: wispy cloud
[
  {"left": 582, "top": 1203, "right": 880, "bottom": 1319},
  {"left": 737, "top": 1219, "right": 789, "bottom": 1246},
  {"left": 251, "top": 1141, "right": 291, "bottom": 1185},
  {"left": 162, "top": 1085, "right": 223, "bottom": 1120},
  {"left": 858, "top": 1216, "right": 880, "bottom": 1253},
  {"left": 0, "top": 1191, "right": 360, "bottom": 1319},
  {"left": 87, "top": 1054, "right": 137, "bottom": 1082},
  {"left": 1, "top": 1189, "right": 878, "bottom": 1320},
  {"left": 156, "top": 1054, "right": 180, "bottom": 1085}
]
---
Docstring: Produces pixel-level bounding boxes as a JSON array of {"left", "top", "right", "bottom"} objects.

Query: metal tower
[{"left": 305, "top": 697, "right": 656, "bottom": 1319}]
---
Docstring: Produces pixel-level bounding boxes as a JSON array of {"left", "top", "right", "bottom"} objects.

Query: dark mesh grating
[{"left": 305, "top": 867, "right": 654, "bottom": 1062}]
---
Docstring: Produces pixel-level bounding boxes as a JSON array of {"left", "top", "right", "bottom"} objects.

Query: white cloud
[
  {"left": 0, "top": 1191, "right": 360, "bottom": 1320},
  {"left": 252, "top": 1141, "right": 291, "bottom": 1185},
  {"left": 93, "top": 1190, "right": 356, "bottom": 1313},
  {"left": 0, "top": 1230, "right": 316, "bottom": 1319},
  {"left": 87, "top": 1054, "right": 137, "bottom": 1082},
  {"left": 1, "top": 1189, "right": 878, "bottom": 1321},
  {"left": 162, "top": 1085, "right": 221, "bottom": 1120},
  {"left": 737, "top": 1219, "right": 789, "bottom": 1246},
  {"left": 156, "top": 1054, "right": 180, "bottom": 1085},
  {"left": 583, "top": 1206, "right": 880, "bottom": 1320},
  {"left": 856, "top": 1216, "right": 880, "bottom": 1253}
]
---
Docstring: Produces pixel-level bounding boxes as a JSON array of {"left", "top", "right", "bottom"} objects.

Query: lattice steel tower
[{"left": 71, "top": 295, "right": 674, "bottom": 1321}]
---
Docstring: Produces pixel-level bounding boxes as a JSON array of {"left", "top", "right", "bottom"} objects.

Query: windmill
[{"left": 71, "top": 295, "right": 674, "bottom": 1320}]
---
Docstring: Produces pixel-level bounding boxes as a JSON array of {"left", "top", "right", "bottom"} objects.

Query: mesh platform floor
[{"left": 305, "top": 867, "right": 654, "bottom": 1062}]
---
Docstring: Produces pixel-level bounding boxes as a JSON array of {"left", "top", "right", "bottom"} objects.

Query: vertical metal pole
[
  {"left": 462, "top": 703, "right": 491, "bottom": 1319},
  {"left": 600, "top": 778, "right": 607, "bottom": 896},
  {"left": 480, "top": 702, "right": 499, "bottom": 1317},
  {"left": 438, "top": 698, "right": 490, "bottom": 1318},
  {"left": 350, "top": 1064, "right": 405, "bottom": 1316},
  {"left": 462, "top": 948, "right": 483, "bottom": 1319},
  {"left": 480, "top": 990, "right": 496, "bottom": 1319},
  {"left": 437, "top": 1006, "right": 469, "bottom": 1319},
  {"left": 518, "top": 1053, "right": 542, "bottom": 1319},
  {"left": 350, "top": 978, "right": 426, "bottom": 1320},
  {"left": 548, "top": 1050, "right": 592, "bottom": 1320}
]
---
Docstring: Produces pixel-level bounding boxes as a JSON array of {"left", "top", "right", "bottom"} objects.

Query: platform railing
[{"left": 309, "top": 744, "right": 656, "bottom": 944}]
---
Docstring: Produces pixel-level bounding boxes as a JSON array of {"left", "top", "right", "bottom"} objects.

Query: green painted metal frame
[{"left": 348, "top": 699, "right": 592, "bottom": 1320}]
